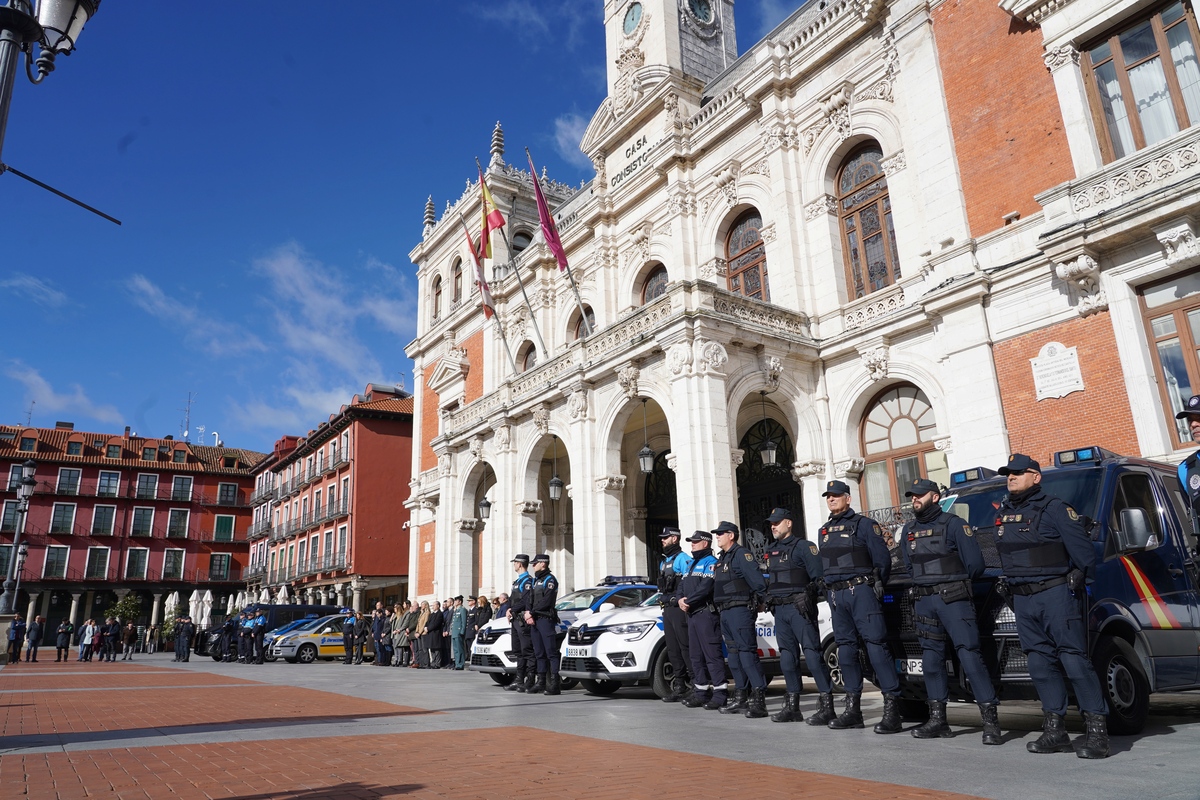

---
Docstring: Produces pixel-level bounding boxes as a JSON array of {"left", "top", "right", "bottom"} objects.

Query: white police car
[
  {"left": 559, "top": 594, "right": 835, "bottom": 696},
  {"left": 470, "top": 576, "right": 657, "bottom": 686}
]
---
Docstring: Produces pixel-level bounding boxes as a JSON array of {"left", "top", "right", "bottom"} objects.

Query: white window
[
  {"left": 84, "top": 547, "right": 110, "bottom": 579},
  {"left": 171, "top": 475, "right": 193, "bottom": 501},
  {"left": 43, "top": 545, "right": 69, "bottom": 579},
  {"left": 1, "top": 501, "right": 17, "bottom": 532},
  {"left": 167, "top": 509, "right": 190, "bottom": 539},
  {"left": 125, "top": 548, "right": 149, "bottom": 579},
  {"left": 213, "top": 515, "right": 235, "bottom": 542},
  {"left": 92, "top": 506, "right": 116, "bottom": 536},
  {"left": 56, "top": 467, "right": 81, "bottom": 495},
  {"left": 135, "top": 473, "right": 158, "bottom": 500},
  {"left": 217, "top": 482, "right": 238, "bottom": 505},
  {"left": 7, "top": 464, "right": 20, "bottom": 490},
  {"left": 96, "top": 471, "right": 120, "bottom": 497},
  {"left": 338, "top": 525, "right": 348, "bottom": 559},
  {"left": 130, "top": 507, "right": 154, "bottom": 537},
  {"left": 162, "top": 549, "right": 185, "bottom": 580},
  {"left": 49, "top": 503, "right": 76, "bottom": 535}
]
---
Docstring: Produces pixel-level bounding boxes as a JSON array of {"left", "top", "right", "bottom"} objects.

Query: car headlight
[
  {"left": 278, "top": 636, "right": 296, "bottom": 646},
  {"left": 608, "top": 621, "right": 654, "bottom": 640}
]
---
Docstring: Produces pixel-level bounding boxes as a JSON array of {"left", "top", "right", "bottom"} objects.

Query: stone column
[
  {"left": 25, "top": 592, "right": 40, "bottom": 625},
  {"left": 451, "top": 519, "right": 479, "bottom": 597},
  {"left": 69, "top": 592, "right": 83, "bottom": 626},
  {"left": 624, "top": 507, "right": 648, "bottom": 576},
  {"left": 351, "top": 579, "right": 365, "bottom": 612},
  {"left": 1043, "top": 44, "right": 1102, "bottom": 177}
]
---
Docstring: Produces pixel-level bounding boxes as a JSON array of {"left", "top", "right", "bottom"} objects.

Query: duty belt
[
  {"left": 767, "top": 593, "right": 807, "bottom": 606},
  {"left": 1009, "top": 576, "right": 1068, "bottom": 596},
  {"left": 826, "top": 575, "right": 874, "bottom": 592},
  {"left": 911, "top": 580, "right": 970, "bottom": 597},
  {"left": 716, "top": 600, "right": 750, "bottom": 611}
]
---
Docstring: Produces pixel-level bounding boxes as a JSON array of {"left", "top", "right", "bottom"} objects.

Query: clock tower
[{"left": 603, "top": 0, "right": 737, "bottom": 115}]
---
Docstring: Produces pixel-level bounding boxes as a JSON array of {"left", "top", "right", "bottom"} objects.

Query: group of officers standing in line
[
  {"left": 501, "top": 451, "right": 1109, "bottom": 759},
  {"left": 216, "top": 608, "right": 267, "bottom": 664}
]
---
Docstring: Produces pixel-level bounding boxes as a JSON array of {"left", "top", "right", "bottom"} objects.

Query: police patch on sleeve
[
  {"left": 1189, "top": 473, "right": 1200, "bottom": 491},
  {"left": 744, "top": 552, "right": 754, "bottom": 562},
  {"left": 1066, "top": 506, "right": 1079, "bottom": 521},
  {"left": 808, "top": 543, "right": 819, "bottom": 555},
  {"left": 872, "top": 523, "right": 885, "bottom": 537}
]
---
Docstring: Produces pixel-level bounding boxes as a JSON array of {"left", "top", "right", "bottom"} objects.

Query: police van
[{"left": 882, "top": 446, "right": 1200, "bottom": 734}]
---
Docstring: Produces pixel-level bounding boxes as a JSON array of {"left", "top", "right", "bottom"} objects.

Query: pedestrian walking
[
  {"left": 6, "top": 614, "right": 26, "bottom": 665},
  {"left": 145, "top": 625, "right": 157, "bottom": 654},
  {"left": 712, "top": 521, "right": 769, "bottom": 718},
  {"left": 55, "top": 619, "right": 74, "bottom": 662},
  {"left": 657, "top": 527, "right": 693, "bottom": 703},
  {"left": 507, "top": 555, "right": 535, "bottom": 691},
  {"left": 526, "top": 554, "right": 562, "bottom": 695},
  {"left": 678, "top": 531, "right": 728, "bottom": 710},
  {"left": 24, "top": 615, "right": 43, "bottom": 662}
]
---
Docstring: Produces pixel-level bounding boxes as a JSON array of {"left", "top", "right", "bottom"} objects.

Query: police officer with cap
[
  {"left": 711, "top": 521, "right": 769, "bottom": 718},
  {"left": 525, "top": 553, "right": 561, "bottom": 695},
  {"left": 899, "top": 478, "right": 1000, "bottom": 744},
  {"left": 1175, "top": 395, "right": 1200, "bottom": 534},
  {"left": 239, "top": 610, "right": 254, "bottom": 663},
  {"left": 341, "top": 608, "right": 356, "bottom": 665},
  {"left": 506, "top": 554, "right": 536, "bottom": 692},
  {"left": 657, "top": 527, "right": 693, "bottom": 703},
  {"left": 996, "top": 453, "right": 1109, "bottom": 758},
  {"left": 252, "top": 609, "right": 267, "bottom": 664},
  {"left": 818, "top": 479, "right": 903, "bottom": 733},
  {"left": 677, "top": 531, "right": 728, "bottom": 710},
  {"left": 763, "top": 507, "right": 833, "bottom": 724}
]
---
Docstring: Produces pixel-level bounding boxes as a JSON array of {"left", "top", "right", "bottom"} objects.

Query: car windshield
[
  {"left": 942, "top": 468, "right": 1103, "bottom": 528},
  {"left": 555, "top": 588, "right": 611, "bottom": 611},
  {"left": 269, "top": 617, "right": 322, "bottom": 637},
  {"left": 640, "top": 592, "right": 662, "bottom": 606}
]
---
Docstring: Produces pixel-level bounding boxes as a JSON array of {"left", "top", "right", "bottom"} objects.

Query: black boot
[
  {"left": 703, "top": 691, "right": 727, "bottom": 711},
  {"left": 744, "top": 687, "right": 768, "bottom": 719},
  {"left": 828, "top": 692, "right": 864, "bottom": 729},
  {"left": 1077, "top": 712, "right": 1110, "bottom": 759},
  {"left": 718, "top": 689, "right": 748, "bottom": 714},
  {"left": 911, "top": 700, "right": 952, "bottom": 739},
  {"left": 506, "top": 669, "right": 524, "bottom": 691},
  {"left": 874, "top": 694, "right": 903, "bottom": 734},
  {"left": 980, "top": 703, "right": 1002, "bottom": 746},
  {"left": 661, "top": 675, "right": 681, "bottom": 703},
  {"left": 771, "top": 692, "right": 803, "bottom": 723},
  {"left": 682, "top": 688, "right": 708, "bottom": 708},
  {"left": 544, "top": 673, "right": 561, "bottom": 696},
  {"left": 1026, "top": 712, "right": 1072, "bottom": 754},
  {"left": 806, "top": 693, "right": 836, "bottom": 726},
  {"left": 530, "top": 673, "right": 546, "bottom": 694}
]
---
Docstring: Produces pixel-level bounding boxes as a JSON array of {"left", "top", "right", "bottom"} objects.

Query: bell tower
[{"left": 603, "top": 0, "right": 737, "bottom": 114}]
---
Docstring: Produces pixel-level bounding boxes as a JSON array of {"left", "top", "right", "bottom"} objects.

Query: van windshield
[{"left": 942, "top": 468, "right": 1104, "bottom": 529}]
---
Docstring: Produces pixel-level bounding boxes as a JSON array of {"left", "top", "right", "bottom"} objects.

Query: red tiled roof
[{"left": 354, "top": 396, "right": 414, "bottom": 414}]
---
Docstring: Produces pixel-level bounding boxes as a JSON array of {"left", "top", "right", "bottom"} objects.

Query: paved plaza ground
[{"left": 1, "top": 654, "right": 1197, "bottom": 799}]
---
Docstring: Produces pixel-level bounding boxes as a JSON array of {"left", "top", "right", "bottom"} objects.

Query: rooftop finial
[
  {"left": 423, "top": 195, "right": 436, "bottom": 239},
  {"left": 490, "top": 120, "right": 505, "bottom": 167}
]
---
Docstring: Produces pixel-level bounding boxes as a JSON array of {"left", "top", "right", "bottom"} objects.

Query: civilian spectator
[
  {"left": 121, "top": 622, "right": 137, "bottom": 660},
  {"left": 7, "top": 615, "right": 26, "bottom": 664},
  {"left": 78, "top": 619, "right": 96, "bottom": 662},
  {"left": 25, "top": 615, "right": 43, "bottom": 662},
  {"left": 55, "top": 619, "right": 74, "bottom": 662},
  {"left": 423, "top": 601, "right": 444, "bottom": 669}
]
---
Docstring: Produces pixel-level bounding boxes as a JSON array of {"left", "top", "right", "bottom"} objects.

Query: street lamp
[
  {"left": 757, "top": 391, "right": 778, "bottom": 467},
  {"left": 0, "top": 1, "right": 102, "bottom": 161},
  {"left": 478, "top": 463, "right": 492, "bottom": 520},
  {"left": 0, "top": 458, "right": 37, "bottom": 615},
  {"left": 638, "top": 398, "right": 655, "bottom": 474},
  {"left": 11, "top": 541, "right": 28, "bottom": 604},
  {"left": 548, "top": 436, "right": 563, "bottom": 502}
]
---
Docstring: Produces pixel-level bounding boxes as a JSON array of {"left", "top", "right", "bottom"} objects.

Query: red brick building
[
  {"left": 245, "top": 384, "right": 413, "bottom": 610},
  {"left": 0, "top": 423, "right": 265, "bottom": 634}
]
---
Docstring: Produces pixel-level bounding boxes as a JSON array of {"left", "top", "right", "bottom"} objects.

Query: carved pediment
[{"left": 427, "top": 341, "right": 469, "bottom": 398}]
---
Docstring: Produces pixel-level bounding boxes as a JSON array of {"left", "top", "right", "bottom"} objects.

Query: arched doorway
[
  {"left": 644, "top": 450, "right": 677, "bottom": 582},
  {"left": 860, "top": 384, "right": 948, "bottom": 512},
  {"left": 736, "top": 418, "right": 799, "bottom": 557}
]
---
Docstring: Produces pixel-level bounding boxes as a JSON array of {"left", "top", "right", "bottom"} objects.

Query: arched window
[
  {"left": 641, "top": 264, "right": 669, "bottom": 304},
  {"left": 859, "top": 384, "right": 948, "bottom": 512},
  {"left": 512, "top": 231, "right": 533, "bottom": 253},
  {"left": 452, "top": 259, "right": 463, "bottom": 303},
  {"left": 431, "top": 276, "right": 443, "bottom": 320},
  {"left": 521, "top": 342, "right": 538, "bottom": 372},
  {"left": 573, "top": 306, "right": 596, "bottom": 340},
  {"left": 839, "top": 143, "right": 901, "bottom": 300},
  {"left": 725, "top": 210, "right": 770, "bottom": 302}
]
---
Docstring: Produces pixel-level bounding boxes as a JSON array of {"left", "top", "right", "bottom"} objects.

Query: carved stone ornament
[
  {"left": 933, "top": 436, "right": 953, "bottom": 452},
  {"left": 699, "top": 257, "right": 728, "bottom": 280},
  {"left": 854, "top": 36, "right": 899, "bottom": 104},
  {"left": 760, "top": 222, "right": 778, "bottom": 244},
  {"left": 617, "top": 363, "right": 641, "bottom": 399},
  {"left": 492, "top": 421, "right": 511, "bottom": 450},
  {"left": 457, "top": 518, "right": 479, "bottom": 532},
  {"left": 595, "top": 475, "right": 627, "bottom": 493},
  {"left": 667, "top": 341, "right": 694, "bottom": 377},
  {"left": 860, "top": 346, "right": 890, "bottom": 382},
  {"left": 664, "top": 91, "right": 682, "bottom": 131},
  {"left": 668, "top": 186, "right": 696, "bottom": 217},
  {"left": 712, "top": 163, "right": 740, "bottom": 209},
  {"left": 1054, "top": 254, "right": 1108, "bottom": 317},
  {"left": 764, "top": 356, "right": 784, "bottom": 390},
  {"left": 518, "top": 500, "right": 543, "bottom": 515},
  {"left": 612, "top": 13, "right": 648, "bottom": 117},
  {"left": 567, "top": 383, "right": 589, "bottom": 420},
  {"left": 835, "top": 458, "right": 866, "bottom": 479},
  {"left": 731, "top": 449, "right": 744, "bottom": 467},
  {"left": 468, "top": 436, "right": 483, "bottom": 459},
  {"left": 1043, "top": 44, "right": 1080, "bottom": 71},
  {"left": 627, "top": 507, "right": 649, "bottom": 521},
  {"left": 791, "top": 460, "right": 825, "bottom": 483},
  {"left": 532, "top": 403, "right": 551, "bottom": 435},
  {"left": 697, "top": 339, "right": 729, "bottom": 375},
  {"left": 881, "top": 150, "right": 907, "bottom": 174},
  {"left": 805, "top": 195, "right": 839, "bottom": 221},
  {"left": 438, "top": 453, "right": 453, "bottom": 477},
  {"left": 743, "top": 158, "right": 770, "bottom": 179},
  {"left": 666, "top": 453, "right": 679, "bottom": 473},
  {"left": 1155, "top": 219, "right": 1200, "bottom": 269}
]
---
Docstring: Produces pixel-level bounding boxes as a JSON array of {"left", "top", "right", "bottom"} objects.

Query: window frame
[
  {"left": 210, "top": 553, "right": 231, "bottom": 581},
  {"left": 573, "top": 306, "right": 596, "bottom": 340},
  {"left": 171, "top": 475, "right": 193, "bottom": 501},
  {"left": 432, "top": 275, "right": 443, "bottom": 320},
  {"left": 56, "top": 467, "right": 81, "bottom": 495},
  {"left": 49, "top": 502, "right": 76, "bottom": 535},
  {"left": 7, "top": 465, "right": 21, "bottom": 491},
  {"left": 84, "top": 546, "right": 110, "bottom": 580},
  {"left": 166, "top": 508, "right": 190, "bottom": 539},
  {"left": 96, "top": 470, "right": 120, "bottom": 498},
  {"left": 66, "top": 441, "right": 82, "bottom": 456},
  {"left": 858, "top": 383, "right": 946, "bottom": 511},
  {"left": 135, "top": 473, "right": 159, "bottom": 500},
  {"left": 641, "top": 264, "right": 669, "bottom": 305},
  {"left": 1, "top": 500, "right": 17, "bottom": 532},
  {"left": 162, "top": 548, "right": 185, "bottom": 581},
  {"left": 217, "top": 482, "right": 238, "bottom": 506},
  {"left": 91, "top": 505, "right": 116, "bottom": 536},
  {"left": 19, "top": 437, "right": 35, "bottom": 452},
  {"left": 1139, "top": 268, "right": 1200, "bottom": 448},
  {"left": 724, "top": 211, "right": 771, "bottom": 302},
  {"left": 214, "top": 514, "right": 236, "bottom": 542},
  {"left": 452, "top": 258, "right": 463, "bottom": 303},
  {"left": 43, "top": 545, "right": 69, "bottom": 579},
  {"left": 125, "top": 547, "right": 149, "bottom": 580},
  {"left": 837, "top": 141, "right": 902, "bottom": 301},
  {"left": 130, "top": 507, "right": 155, "bottom": 537},
  {"left": 105, "top": 444, "right": 122, "bottom": 459}
]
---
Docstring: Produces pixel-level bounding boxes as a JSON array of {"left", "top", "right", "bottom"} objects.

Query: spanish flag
[{"left": 478, "top": 165, "right": 506, "bottom": 259}]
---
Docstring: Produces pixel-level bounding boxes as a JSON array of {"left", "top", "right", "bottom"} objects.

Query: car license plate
[
  {"left": 566, "top": 647, "right": 589, "bottom": 658},
  {"left": 474, "top": 644, "right": 491, "bottom": 655},
  {"left": 896, "top": 658, "right": 923, "bottom": 675}
]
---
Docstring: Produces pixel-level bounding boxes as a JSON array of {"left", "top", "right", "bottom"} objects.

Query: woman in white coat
[{"left": 78, "top": 619, "right": 97, "bottom": 662}]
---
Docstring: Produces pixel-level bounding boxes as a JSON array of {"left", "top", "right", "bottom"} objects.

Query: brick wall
[
  {"left": 420, "top": 362, "right": 439, "bottom": 469},
  {"left": 463, "top": 330, "right": 484, "bottom": 405},
  {"left": 933, "top": 0, "right": 1075, "bottom": 237},
  {"left": 993, "top": 312, "right": 1140, "bottom": 463},
  {"left": 417, "top": 525, "right": 435, "bottom": 596}
]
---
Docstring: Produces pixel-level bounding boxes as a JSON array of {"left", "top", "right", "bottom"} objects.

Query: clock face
[
  {"left": 688, "top": 0, "right": 714, "bottom": 23},
  {"left": 623, "top": 2, "right": 642, "bottom": 34}
]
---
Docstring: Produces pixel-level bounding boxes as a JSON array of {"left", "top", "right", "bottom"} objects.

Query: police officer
[
  {"left": 677, "top": 531, "right": 728, "bottom": 710},
  {"left": 341, "top": 608, "right": 356, "bottom": 665},
  {"left": 221, "top": 615, "right": 237, "bottom": 662},
  {"left": 1175, "top": 394, "right": 1200, "bottom": 531},
  {"left": 995, "top": 453, "right": 1109, "bottom": 759},
  {"left": 252, "top": 609, "right": 267, "bottom": 664},
  {"left": 711, "top": 521, "right": 768, "bottom": 719},
  {"left": 763, "top": 507, "right": 833, "bottom": 724},
  {"left": 178, "top": 616, "right": 195, "bottom": 663},
  {"left": 505, "top": 554, "right": 536, "bottom": 692},
  {"left": 239, "top": 611, "right": 254, "bottom": 663},
  {"left": 525, "top": 554, "right": 561, "bottom": 695},
  {"left": 899, "top": 478, "right": 1000, "bottom": 744},
  {"left": 657, "top": 527, "right": 693, "bottom": 703},
  {"left": 818, "top": 479, "right": 902, "bottom": 733}
]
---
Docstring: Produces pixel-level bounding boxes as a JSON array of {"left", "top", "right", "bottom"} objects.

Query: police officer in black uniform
[
  {"left": 763, "top": 507, "right": 833, "bottom": 724},
  {"left": 221, "top": 614, "right": 237, "bottom": 662},
  {"left": 1174, "top": 394, "right": 1200, "bottom": 532},
  {"left": 818, "top": 479, "right": 903, "bottom": 733},
  {"left": 995, "top": 453, "right": 1109, "bottom": 759},
  {"left": 525, "top": 554, "right": 561, "bottom": 696},
  {"left": 657, "top": 527, "right": 693, "bottom": 703},
  {"left": 506, "top": 554, "right": 536, "bottom": 692},
  {"left": 898, "top": 478, "right": 1000, "bottom": 744},
  {"left": 239, "top": 611, "right": 253, "bottom": 663},
  {"left": 677, "top": 531, "right": 728, "bottom": 710},
  {"left": 711, "top": 521, "right": 769, "bottom": 719},
  {"left": 341, "top": 608, "right": 356, "bottom": 665}
]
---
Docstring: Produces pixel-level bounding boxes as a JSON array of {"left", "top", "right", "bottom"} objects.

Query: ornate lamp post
[{"left": 0, "top": 459, "right": 37, "bottom": 615}]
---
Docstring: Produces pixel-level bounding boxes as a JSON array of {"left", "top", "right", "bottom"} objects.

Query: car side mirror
[
  {"left": 1116, "top": 508, "right": 1155, "bottom": 552},
  {"left": 597, "top": 602, "right": 615, "bottom": 613}
]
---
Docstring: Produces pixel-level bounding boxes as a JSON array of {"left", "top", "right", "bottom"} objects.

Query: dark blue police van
[{"left": 881, "top": 446, "right": 1200, "bottom": 734}]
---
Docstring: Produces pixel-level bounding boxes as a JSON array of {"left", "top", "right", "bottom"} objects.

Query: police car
[
  {"left": 260, "top": 615, "right": 327, "bottom": 662},
  {"left": 273, "top": 614, "right": 371, "bottom": 663},
  {"left": 559, "top": 593, "right": 834, "bottom": 696},
  {"left": 881, "top": 446, "right": 1200, "bottom": 734},
  {"left": 469, "top": 576, "right": 657, "bottom": 685}
]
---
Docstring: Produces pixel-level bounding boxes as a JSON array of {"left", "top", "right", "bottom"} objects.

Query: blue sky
[{"left": 0, "top": 1, "right": 794, "bottom": 453}]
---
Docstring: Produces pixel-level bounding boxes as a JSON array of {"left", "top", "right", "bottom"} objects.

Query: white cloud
[
  {"left": 1, "top": 273, "right": 68, "bottom": 308},
  {"left": 473, "top": 0, "right": 602, "bottom": 50},
  {"left": 125, "top": 274, "right": 267, "bottom": 357},
  {"left": 5, "top": 361, "right": 124, "bottom": 426},
  {"left": 754, "top": 0, "right": 795, "bottom": 38},
  {"left": 553, "top": 113, "right": 593, "bottom": 170}
]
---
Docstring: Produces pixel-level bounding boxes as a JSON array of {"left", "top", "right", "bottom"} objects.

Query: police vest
[
  {"left": 512, "top": 573, "right": 533, "bottom": 611},
  {"left": 659, "top": 550, "right": 681, "bottom": 593},
  {"left": 531, "top": 574, "right": 557, "bottom": 609},
  {"left": 764, "top": 539, "right": 811, "bottom": 597},
  {"left": 995, "top": 494, "right": 1070, "bottom": 578},
  {"left": 712, "top": 548, "right": 753, "bottom": 605},
  {"left": 820, "top": 518, "right": 875, "bottom": 575},
  {"left": 906, "top": 514, "right": 969, "bottom": 584}
]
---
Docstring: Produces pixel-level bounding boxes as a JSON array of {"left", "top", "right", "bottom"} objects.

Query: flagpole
[
  {"left": 459, "top": 211, "right": 518, "bottom": 374},
  {"left": 477, "top": 157, "right": 550, "bottom": 359},
  {"left": 491, "top": 301, "right": 520, "bottom": 375},
  {"left": 526, "top": 148, "right": 592, "bottom": 338}
]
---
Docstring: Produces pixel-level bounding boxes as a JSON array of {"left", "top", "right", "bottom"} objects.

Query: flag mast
[
  {"left": 527, "top": 148, "right": 592, "bottom": 338},
  {"left": 459, "top": 210, "right": 518, "bottom": 374}
]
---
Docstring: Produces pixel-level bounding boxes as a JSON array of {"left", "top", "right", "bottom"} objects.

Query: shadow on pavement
[{"left": 222, "top": 783, "right": 425, "bottom": 799}]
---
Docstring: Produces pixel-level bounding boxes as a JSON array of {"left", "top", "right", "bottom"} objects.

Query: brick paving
[
  {"left": 0, "top": 673, "right": 256, "bottom": 692},
  {"left": 3, "top": 727, "right": 985, "bottom": 800}
]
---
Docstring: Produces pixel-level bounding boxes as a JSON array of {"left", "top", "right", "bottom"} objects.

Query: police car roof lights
[
  {"left": 1053, "top": 446, "right": 1120, "bottom": 466},
  {"left": 600, "top": 575, "right": 650, "bottom": 585},
  {"left": 950, "top": 467, "right": 998, "bottom": 486}
]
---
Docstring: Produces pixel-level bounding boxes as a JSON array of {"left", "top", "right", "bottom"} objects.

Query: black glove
[
  {"left": 872, "top": 570, "right": 885, "bottom": 602},
  {"left": 795, "top": 588, "right": 817, "bottom": 622},
  {"left": 1067, "top": 568, "right": 1085, "bottom": 597}
]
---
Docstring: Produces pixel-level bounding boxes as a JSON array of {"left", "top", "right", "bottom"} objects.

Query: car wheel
[
  {"left": 580, "top": 679, "right": 621, "bottom": 696},
  {"left": 559, "top": 677, "right": 578, "bottom": 691},
  {"left": 211, "top": 654, "right": 222, "bottom": 662},
  {"left": 489, "top": 673, "right": 515, "bottom": 686},
  {"left": 284, "top": 657, "right": 298, "bottom": 664},
  {"left": 1093, "top": 635, "right": 1149, "bottom": 735},
  {"left": 822, "top": 639, "right": 845, "bottom": 693},
  {"left": 297, "top": 644, "right": 318, "bottom": 664},
  {"left": 651, "top": 645, "right": 674, "bottom": 699},
  {"left": 265, "top": 654, "right": 278, "bottom": 663}
]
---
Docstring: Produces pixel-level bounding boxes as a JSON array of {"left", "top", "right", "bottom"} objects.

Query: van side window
[
  {"left": 1164, "top": 483, "right": 1198, "bottom": 554},
  {"left": 1109, "top": 472, "right": 1164, "bottom": 554}
]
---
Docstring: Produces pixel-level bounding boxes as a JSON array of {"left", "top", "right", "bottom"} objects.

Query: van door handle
[{"left": 1168, "top": 567, "right": 1184, "bottom": 577}]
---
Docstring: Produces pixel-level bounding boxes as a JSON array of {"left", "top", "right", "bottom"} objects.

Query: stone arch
[
  {"left": 723, "top": 364, "right": 821, "bottom": 463},
  {"left": 803, "top": 106, "right": 904, "bottom": 201},
  {"left": 621, "top": 258, "right": 671, "bottom": 310},
  {"left": 830, "top": 355, "right": 950, "bottom": 461},
  {"left": 698, "top": 191, "right": 775, "bottom": 270}
]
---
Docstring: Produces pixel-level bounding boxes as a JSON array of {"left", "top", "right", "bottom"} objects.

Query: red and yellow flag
[{"left": 478, "top": 166, "right": 505, "bottom": 259}]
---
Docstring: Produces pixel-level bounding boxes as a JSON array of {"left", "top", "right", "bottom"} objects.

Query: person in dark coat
[
  {"left": 7, "top": 615, "right": 27, "bottom": 665},
  {"left": 101, "top": 617, "right": 120, "bottom": 663},
  {"left": 55, "top": 619, "right": 74, "bottom": 662},
  {"left": 441, "top": 600, "right": 453, "bottom": 668},
  {"left": 422, "top": 602, "right": 444, "bottom": 669},
  {"left": 24, "top": 616, "right": 43, "bottom": 662},
  {"left": 353, "top": 612, "right": 370, "bottom": 664}
]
